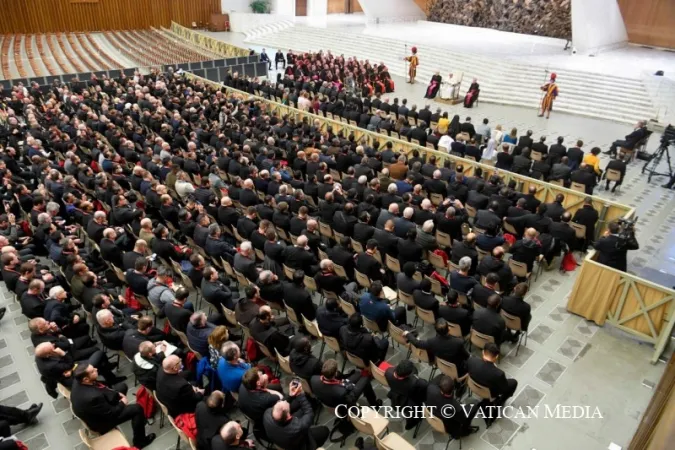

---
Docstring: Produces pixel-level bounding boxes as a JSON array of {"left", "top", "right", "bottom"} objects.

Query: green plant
[{"left": 250, "top": 0, "right": 270, "bottom": 14}]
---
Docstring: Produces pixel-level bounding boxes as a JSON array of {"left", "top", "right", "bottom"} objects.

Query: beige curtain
[{"left": 566, "top": 262, "right": 622, "bottom": 325}]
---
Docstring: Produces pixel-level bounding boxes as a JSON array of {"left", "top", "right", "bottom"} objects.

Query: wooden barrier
[
  {"left": 170, "top": 22, "right": 249, "bottom": 58},
  {"left": 568, "top": 250, "right": 675, "bottom": 364}
]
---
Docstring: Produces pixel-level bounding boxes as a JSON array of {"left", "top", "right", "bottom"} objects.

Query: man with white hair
[
  {"left": 283, "top": 234, "right": 319, "bottom": 275},
  {"left": 381, "top": 183, "right": 401, "bottom": 210},
  {"left": 424, "top": 169, "right": 447, "bottom": 195},
  {"left": 99, "top": 228, "right": 124, "bottom": 268},
  {"left": 86, "top": 210, "right": 108, "bottom": 242},
  {"left": 239, "top": 179, "right": 258, "bottom": 207},
  {"left": 415, "top": 198, "right": 436, "bottom": 226},
  {"left": 217, "top": 196, "right": 239, "bottom": 229},
  {"left": 375, "top": 202, "right": 400, "bottom": 230},
  {"left": 394, "top": 206, "right": 416, "bottom": 238},
  {"left": 43, "top": 285, "right": 89, "bottom": 338},
  {"left": 96, "top": 309, "right": 133, "bottom": 351},
  {"left": 606, "top": 120, "right": 647, "bottom": 157},
  {"left": 417, "top": 219, "right": 438, "bottom": 251},
  {"left": 263, "top": 380, "right": 329, "bottom": 450},
  {"left": 186, "top": 311, "right": 216, "bottom": 356},
  {"left": 233, "top": 241, "right": 260, "bottom": 283}
]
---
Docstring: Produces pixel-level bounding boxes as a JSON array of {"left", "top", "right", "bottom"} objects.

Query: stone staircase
[
  {"left": 251, "top": 25, "right": 656, "bottom": 125},
  {"left": 244, "top": 20, "right": 296, "bottom": 42}
]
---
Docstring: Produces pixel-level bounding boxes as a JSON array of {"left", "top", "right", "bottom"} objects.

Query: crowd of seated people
[
  {"left": 0, "top": 68, "right": 607, "bottom": 449},
  {"left": 251, "top": 49, "right": 395, "bottom": 108}
]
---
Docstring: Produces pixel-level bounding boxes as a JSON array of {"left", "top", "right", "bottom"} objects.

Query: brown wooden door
[{"left": 296, "top": 0, "right": 307, "bottom": 16}]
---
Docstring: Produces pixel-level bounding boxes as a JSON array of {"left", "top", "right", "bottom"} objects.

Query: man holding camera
[{"left": 594, "top": 221, "right": 639, "bottom": 272}]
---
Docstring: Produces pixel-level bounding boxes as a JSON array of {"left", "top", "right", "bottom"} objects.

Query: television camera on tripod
[{"left": 642, "top": 124, "right": 674, "bottom": 185}]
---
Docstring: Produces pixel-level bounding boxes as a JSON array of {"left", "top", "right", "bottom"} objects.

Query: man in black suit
[
  {"left": 354, "top": 239, "right": 385, "bottom": 281},
  {"left": 471, "top": 273, "right": 500, "bottom": 308},
  {"left": 339, "top": 313, "right": 388, "bottom": 365},
  {"left": 501, "top": 282, "right": 532, "bottom": 335},
  {"left": 164, "top": 288, "right": 193, "bottom": 333},
  {"left": 550, "top": 212, "right": 577, "bottom": 252},
  {"left": 460, "top": 117, "right": 476, "bottom": 137},
  {"left": 467, "top": 343, "right": 518, "bottom": 426},
  {"left": 604, "top": 153, "right": 627, "bottom": 192},
  {"left": 263, "top": 383, "right": 329, "bottom": 450},
  {"left": 283, "top": 235, "right": 319, "bottom": 276},
  {"left": 311, "top": 359, "right": 380, "bottom": 409},
  {"left": 567, "top": 140, "right": 585, "bottom": 170},
  {"left": 71, "top": 363, "right": 155, "bottom": 448},
  {"left": 201, "top": 266, "right": 236, "bottom": 310},
  {"left": 384, "top": 359, "right": 428, "bottom": 430},
  {"left": 607, "top": 120, "right": 647, "bottom": 157},
  {"left": 156, "top": 355, "right": 204, "bottom": 417},
  {"left": 511, "top": 148, "right": 532, "bottom": 175},
  {"left": 373, "top": 220, "right": 400, "bottom": 257},
  {"left": 594, "top": 221, "right": 639, "bottom": 272},
  {"left": 517, "top": 185, "right": 541, "bottom": 213},
  {"left": 250, "top": 306, "right": 293, "bottom": 357},
  {"left": 436, "top": 202, "right": 468, "bottom": 242},
  {"left": 439, "top": 290, "right": 472, "bottom": 337},
  {"left": 570, "top": 163, "right": 597, "bottom": 195},
  {"left": 472, "top": 294, "right": 510, "bottom": 347},
  {"left": 549, "top": 156, "right": 572, "bottom": 183},
  {"left": 466, "top": 182, "right": 489, "bottom": 211},
  {"left": 426, "top": 376, "right": 479, "bottom": 438},
  {"left": 406, "top": 318, "right": 469, "bottom": 373},
  {"left": 316, "top": 297, "right": 349, "bottom": 338},
  {"left": 548, "top": 136, "right": 567, "bottom": 165},
  {"left": 413, "top": 278, "right": 443, "bottom": 318},
  {"left": 476, "top": 247, "right": 515, "bottom": 294},
  {"left": 450, "top": 233, "right": 478, "bottom": 275},
  {"left": 517, "top": 130, "right": 534, "bottom": 149},
  {"left": 495, "top": 144, "right": 514, "bottom": 171},
  {"left": 195, "top": 391, "right": 231, "bottom": 450},
  {"left": 572, "top": 197, "right": 599, "bottom": 248},
  {"left": 544, "top": 194, "right": 566, "bottom": 221},
  {"left": 474, "top": 202, "right": 501, "bottom": 234},
  {"left": 284, "top": 270, "right": 317, "bottom": 321},
  {"left": 238, "top": 366, "right": 284, "bottom": 434},
  {"left": 531, "top": 136, "right": 548, "bottom": 156},
  {"left": 20, "top": 279, "right": 47, "bottom": 319}
]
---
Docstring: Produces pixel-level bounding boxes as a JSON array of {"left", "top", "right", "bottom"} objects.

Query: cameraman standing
[{"left": 594, "top": 221, "right": 639, "bottom": 272}]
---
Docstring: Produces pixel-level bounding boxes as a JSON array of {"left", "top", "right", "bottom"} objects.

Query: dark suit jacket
[
  {"left": 472, "top": 308, "right": 506, "bottom": 346},
  {"left": 407, "top": 333, "right": 469, "bottom": 373},
  {"left": 71, "top": 381, "right": 126, "bottom": 434},
  {"left": 156, "top": 368, "right": 204, "bottom": 417},
  {"left": 467, "top": 357, "right": 511, "bottom": 397},
  {"left": 594, "top": 234, "right": 638, "bottom": 271},
  {"left": 501, "top": 295, "right": 531, "bottom": 330}
]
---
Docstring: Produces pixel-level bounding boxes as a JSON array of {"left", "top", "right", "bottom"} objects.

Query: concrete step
[{"left": 252, "top": 28, "right": 655, "bottom": 124}]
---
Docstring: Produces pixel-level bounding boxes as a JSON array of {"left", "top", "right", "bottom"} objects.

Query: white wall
[
  {"left": 357, "top": 0, "right": 425, "bottom": 22},
  {"left": 571, "top": 0, "right": 627, "bottom": 55},
  {"left": 307, "top": 0, "right": 327, "bottom": 17},
  {"left": 271, "top": 0, "right": 295, "bottom": 16},
  {"left": 221, "top": 0, "right": 250, "bottom": 13}
]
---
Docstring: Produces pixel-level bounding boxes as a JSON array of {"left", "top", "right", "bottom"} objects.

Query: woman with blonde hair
[
  {"left": 208, "top": 326, "right": 230, "bottom": 369},
  {"left": 503, "top": 127, "right": 518, "bottom": 145}
]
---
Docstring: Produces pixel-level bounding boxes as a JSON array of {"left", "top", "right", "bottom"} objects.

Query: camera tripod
[{"left": 642, "top": 142, "right": 673, "bottom": 183}]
